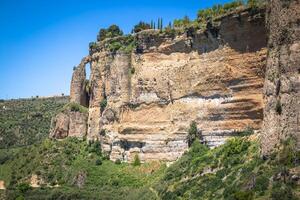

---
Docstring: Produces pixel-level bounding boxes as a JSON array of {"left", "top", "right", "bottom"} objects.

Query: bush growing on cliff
[
  {"left": 106, "top": 35, "right": 136, "bottom": 53},
  {"left": 173, "top": 16, "right": 191, "bottom": 28},
  {"left": 100, "top": 98, "right": 107, "bottom": 112},
  {"left": 275, "top": 100, "right": 282, "bottom": 115},
  {"left": 187, "top": 121, "right": 198, "bottom": 147},
  {"left": 63, "top": 102, "right": 88, "bottom": 113},
  {"left": 197, "top": 0, "right": 243, "bottom": 23},
  {"left": 97, "top": 25, "right": 123, "bottom": 41},
  {"left": 132, "top": 21, "right": 151, "bottom": 33}
]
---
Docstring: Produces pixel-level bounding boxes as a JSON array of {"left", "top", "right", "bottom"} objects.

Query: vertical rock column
[
  {"left": 87, "top": 53, "right": 108, "bottom": 140},
  {"left": 70, "top": 56, "right": 90, "bottom": 107},
  {"left": 262, "top": 0, "right": 300, "bottom": 155}
]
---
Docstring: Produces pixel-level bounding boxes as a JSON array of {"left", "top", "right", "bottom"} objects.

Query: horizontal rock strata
[{"left": 51, "top": 8, "right": 268, "bottom": 162}]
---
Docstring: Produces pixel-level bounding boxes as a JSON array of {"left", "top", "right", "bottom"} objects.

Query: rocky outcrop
[
  {"left": 50, "top": 110, "right": 88, "bottom": 139},
  {"left": 84, "top": 9, "right": 267, "bottom": 162},
  {"left": 51, "top": 8, "right": 268, "bottom": 162},
  {"left": 261, "top": 0, "right": 300, "bottom": 155},
  {"left": 70, "top": 56, "right": 90, "bottom": 107}
]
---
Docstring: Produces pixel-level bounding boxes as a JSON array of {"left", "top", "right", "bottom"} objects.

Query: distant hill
[{"left": 0, "top": 96, "right": 68, "bottom": 148}]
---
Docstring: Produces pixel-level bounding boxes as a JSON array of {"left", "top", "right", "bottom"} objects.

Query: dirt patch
[{"left": 0, "top": 180, "right": 5, "bottom": 190}]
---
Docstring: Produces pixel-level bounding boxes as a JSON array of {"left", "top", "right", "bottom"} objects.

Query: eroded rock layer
[{"left": 52, "top": 8, "right": 268, "bottom": 162}]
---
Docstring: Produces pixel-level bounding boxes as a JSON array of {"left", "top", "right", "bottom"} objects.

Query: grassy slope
[
  {"left": 0, "top": 97, "right": 68, "bottom": 148},
  {"left": 156, "top": 138, "right": 300, "bottom": 200},
  {"left": 0, "top": 138, "right": 165, "bottom": 200},
  {"left": 1, "top": 137, "right": 299, "bottom": 200}
]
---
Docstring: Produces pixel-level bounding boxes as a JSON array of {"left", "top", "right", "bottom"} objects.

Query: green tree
[
  {"left": 97, "top": 25, "right": 123, "bottom": 41},
  {"left": 132, "top": 21, "right": 151, "bottom": 33},
  {"left": 157, "top": 18, "right": 160, "bottom": 31},
  {"left": 183, "top": 16, "right": 190, "bottom": 26},
  {"left": 132, "top": 154, "right": 141, "bottom": 166},
  {"left": 187, "top": 121, "right": 198, "bottom": 147}
]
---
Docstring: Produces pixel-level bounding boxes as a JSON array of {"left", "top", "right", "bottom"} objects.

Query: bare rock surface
[
  {"left": 262, "top": 0, "right": 300, "bottom": 155},
  {"left": 49, "top": 111, "right": 88, "bottom": 139}
]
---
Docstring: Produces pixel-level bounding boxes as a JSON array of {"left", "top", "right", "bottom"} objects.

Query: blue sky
[{"left": 0, "top": 0, "right": 232, "bottom": 99}]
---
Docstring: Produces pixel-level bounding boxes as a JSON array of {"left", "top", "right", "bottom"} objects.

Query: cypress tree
[
  {"left": 157, "top": 18, "right": 160, "bottom": 29},
  {"left": 160, "top": 18, "right": 163, "bottom": 30}
]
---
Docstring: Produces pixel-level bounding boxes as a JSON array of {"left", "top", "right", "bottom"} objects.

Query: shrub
[
  {"left": 89, "top": 42, "right": 97, "bottom": 49},
  {"left": 63, "top": 102, "right": 88, "bottom": 113},
  {"left": 88, "top": 140, "right": 102, "bottom": 156},
  {"left": 97, "top": 24, "right": 123, "bottom": 41},
  {"left": 100, "top": 99, "right": 107, "bottom": 113},
  {"left": 173, "top": 16, "right": 191, "bottom": 28},
  {"left": 238, "top": 126, "right": 254, "bottom": 136},
  {"left": 275, "top": 100, "right": 282, "bottom": 115},
  {"left": 247, "top": 0, "right": 266, "bottom": 9},
  {"left": 164, "top": 26, "right": 176, "bottom": 38},
  {"left": 95, "top": 159, "right": 102, "bottom": 166},
  {"left": 132, "top": 154, "right": 141, "bottom": 166},
  {"left": 130, "top": 67, "right": 135, "bottom": 75},
  {"left": 233, "top": 190, "right": 254, "bottom": 200},
  {"left": 271, "top": 182, "right": 295, "bottom": 200},
  {"left": 16, "top": 183, "right": 31, "bottom": 193},
  {"left": 132, "top": 21, "right": 151, "bottom": 33},
  {"left": 115, "top": 159, "right": 121, "bottom": 165},
  {"left": 278, "top": 138, "right": 298, "bottom": 167},
  {"left": 187, "top": 121, "right": 198, "bottom": 147},
  {"left": 108, "top": 41, "right": 122, "bottom": 52}
]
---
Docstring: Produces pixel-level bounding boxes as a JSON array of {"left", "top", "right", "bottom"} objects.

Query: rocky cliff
[
  {"left": 262, "top": 0, "right": 300, "bottom": 155},
  {"left": 50, "top": 8, "right": 267, "bottom": 162}
]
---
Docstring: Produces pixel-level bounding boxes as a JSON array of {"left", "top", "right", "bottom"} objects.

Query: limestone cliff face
[
  {"left": 49, "top": 111, "right": 88, "bottom": 139},
  {"left": 52, "top": 8, "right": 268, "bottom": 162},
  {"left": 261, "top": 0, "right": 300, "bottom": 155},
  {"left": 70, "top": 56, "right": 90, "bottom": 107}
]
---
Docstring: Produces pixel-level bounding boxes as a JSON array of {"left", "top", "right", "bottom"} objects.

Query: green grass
[{"left": 0, "top": 97, "right": 68, "bottom": 148}]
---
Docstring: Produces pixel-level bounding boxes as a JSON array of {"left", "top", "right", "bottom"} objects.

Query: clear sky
[{"left": 0, "top": 0, "right": 232, "bottom": 99}]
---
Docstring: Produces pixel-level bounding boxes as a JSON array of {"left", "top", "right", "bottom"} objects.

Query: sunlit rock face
[
  {"left": 261, "top": 0, "right": 300, "bottom": 155},
  {"left": 49, "top": 111, "right": 88, "bottom": 140},
  {"left": 54, "top": 8, "right": 268, "bottom": 162}
]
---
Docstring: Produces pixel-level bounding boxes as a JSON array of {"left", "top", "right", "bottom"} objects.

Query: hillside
[
  {"left": 0, "top": 136, "right": 299, "bottom": 199},
  {"left": 0, "top": 97, "right": 68, "bottom": 148}
]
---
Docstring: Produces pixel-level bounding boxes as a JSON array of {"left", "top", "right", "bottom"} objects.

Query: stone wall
[{"left": 261, "top": 0, "right": 300, "bottom": 155}]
